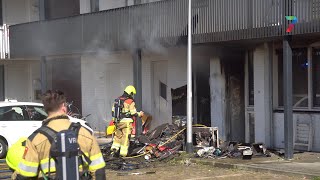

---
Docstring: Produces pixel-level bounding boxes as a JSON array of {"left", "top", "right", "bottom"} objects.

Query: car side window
[
  {"left": 26, "top": 106, "right": 48, "bottom": 121},
  {"left": 0, "top": 106, "right": 28, "bottom": 121}
]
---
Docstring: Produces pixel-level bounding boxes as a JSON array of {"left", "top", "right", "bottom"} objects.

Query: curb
[{"left": 190, "top": 159, "right": 319, "bottom": 179}]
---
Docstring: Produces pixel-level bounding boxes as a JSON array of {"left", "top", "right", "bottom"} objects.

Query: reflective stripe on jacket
[{"left": 16, "top": 114, "right": 106, "bottom": 178}]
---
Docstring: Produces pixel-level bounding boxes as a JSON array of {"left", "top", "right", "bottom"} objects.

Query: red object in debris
[
  {"left": 143, "top": 128, "right": 147, "bottom": 134},
  {"left": 150, "top": 144, "right": 157, "bottom": 148},
  {"left": 158, "top": 146, "right": 168, "bottom": 152}
]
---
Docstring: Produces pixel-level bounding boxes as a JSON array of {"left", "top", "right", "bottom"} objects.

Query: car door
[
  {"left": 0, "top": 105, "right": 31, "bottom": 146},
  {"left": 25, "top": 105, "right": 47, "bottom": 130},
  {"left": 0, "top": 106, "right": 9, "bottom": 144}
]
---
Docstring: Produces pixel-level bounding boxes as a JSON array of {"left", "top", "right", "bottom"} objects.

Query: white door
[
  {"left": 106, "top": 63, "right": 121, "bottom": 121},
  {"left": 5, "top": 64, "right": 30, "bottom": 101},
  {"left": 152, "top": 61, "right": 168, "bottom": 129}
]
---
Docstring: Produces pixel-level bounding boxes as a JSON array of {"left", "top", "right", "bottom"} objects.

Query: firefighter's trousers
[{"left": 111, "top": 119, "right": 133, "bottom": 157}]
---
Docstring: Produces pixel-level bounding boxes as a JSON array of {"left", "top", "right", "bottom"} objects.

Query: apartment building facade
[{"left": 4, "top": 0, "right": 320, "bottom": 152}]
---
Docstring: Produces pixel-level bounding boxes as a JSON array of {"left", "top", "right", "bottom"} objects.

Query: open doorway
[
  {"left": 223, "top": 55, "right": 245, "bottom": 142},
  {"left": 170, "top": 59, "right": 211, "bottom": 127},
  {"left": 47, "top": 56, "right": 82, "bottom": 113},
  {"left": 194, "top": 59, "right": 211, "bottom": 126}
]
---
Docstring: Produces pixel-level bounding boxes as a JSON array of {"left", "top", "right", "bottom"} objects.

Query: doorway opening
[
  {"left": 47, "top": 56, "right": 82, "bottom": 113},
  {"left": 223, "top": 54, "right": 245, "bottom": 142}
]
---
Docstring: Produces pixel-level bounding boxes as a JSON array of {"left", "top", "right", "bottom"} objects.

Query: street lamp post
[{"left": 186, "top": 0, "right": 193, "bottom": 153}]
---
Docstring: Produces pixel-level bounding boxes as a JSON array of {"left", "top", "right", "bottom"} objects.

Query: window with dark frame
[
  {"left": 26, "top": 106, "right": 48, "bottom": 121},
  {"left": 0, "top": 106, "right": 28, "bottom": 121},
  {"left": 313, "top": 48, "right": 320, "bottom": 107},
  {"left": 160, "top": 81, "right": 167, "bottom": 100},
  {"left": 248, "top": 51, "right": 254, "bottom": 106},
  {"left": 249, "top": 113, "right": 255, "bottom": 143},
  {"left": 277, "top": 48, "right": 308, "bottom": 108}
]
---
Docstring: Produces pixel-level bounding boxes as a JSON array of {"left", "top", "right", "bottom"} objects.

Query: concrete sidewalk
[{"left": 190, "top": 152, "right": 320, "bottom": 178}]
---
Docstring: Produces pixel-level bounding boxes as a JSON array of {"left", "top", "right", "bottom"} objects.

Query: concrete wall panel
[
  {"left": 273, "top": 112, "right": 320, "bottom": 152},
  {"left": 3, "top": 0, "right": 39, "bottom": 25},
  {"left": 210, "top": 57, "right": 226, "bottom": 140},
  {"left": 81, "top": 52, "right": 132, "bottom": 131},
  {"left": 0, "top": 60, "right": 39, "bottom": 102}
]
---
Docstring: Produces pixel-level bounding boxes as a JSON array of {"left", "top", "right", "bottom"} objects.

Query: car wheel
[{"left": 0, "top": 139, "right": 8, "bottom": 158}]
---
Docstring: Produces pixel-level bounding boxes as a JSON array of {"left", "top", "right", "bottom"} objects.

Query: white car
[{"left": 0, "top": 100, "right": 93, "bottom": 158}]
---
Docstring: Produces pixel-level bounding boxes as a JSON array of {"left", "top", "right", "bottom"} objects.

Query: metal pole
[
  {"left": 186, "top": 0, "right": 193, "bottom": 153},
  {"left": 283, "top": 35, "right": 293, "bottom": 159}
]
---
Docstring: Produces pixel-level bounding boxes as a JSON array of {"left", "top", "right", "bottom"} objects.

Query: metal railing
[
  {"left": 0, "top": 24, "right": 9, "bottom": 59},
  {"left": 9, "top": 0, "right": 320, "bottom": 57}
]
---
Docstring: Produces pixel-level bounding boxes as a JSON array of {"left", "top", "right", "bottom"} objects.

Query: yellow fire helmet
[
  {"left": 6, "top": 137, "right": 27, "bottom": 170},
  {"left": 106, "top": 125, "right": 116, "bottom": 136},
  {"left": 124, "top": 85, "right": 136, "bottom": 95}
]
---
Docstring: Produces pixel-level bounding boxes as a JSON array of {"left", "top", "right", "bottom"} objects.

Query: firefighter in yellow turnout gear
[
  {"left": 12, "top": 90, "right": 106, "bottom": 180},
  {"left": 111, "top": 85, "right": 144, "bottom": 157}
]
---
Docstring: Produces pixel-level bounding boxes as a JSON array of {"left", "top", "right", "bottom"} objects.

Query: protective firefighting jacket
[
  {"left": 15, "top": 114, "right": 106, "bottom": 180},
  {"left": 111, "top": 96, "right": 141, "bottom": 123}
]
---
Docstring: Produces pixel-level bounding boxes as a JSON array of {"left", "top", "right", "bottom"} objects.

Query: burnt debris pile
[
  {"left": 195, "top": 141, "right": 271, "bottom": 160},
  {"left": 100, "top": 123, "right": 185, "bottom": 170}
]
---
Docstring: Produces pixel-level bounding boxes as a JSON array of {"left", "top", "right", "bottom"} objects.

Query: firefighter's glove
[{"left": 139, "top": 111, "right": 144, "bottom": 117}]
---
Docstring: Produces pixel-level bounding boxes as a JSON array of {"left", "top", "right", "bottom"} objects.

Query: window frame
[
  {"left": 159, "top": 81, "right": 167, "bottom": 101},
  {"left": 248, "top": 50, "right": 254, "bottom": 106},
  {"left": 0, "top": 105, "right": 29, "bottom": 121},
  {"left": 275, "top": 46, "right": 320, "bottom": 111},
  {"left": 311, "top": 47, "right": 320, "bottom": 108},
  {"left": 25, "top": 105, "right": 48, "bottom": 121}
]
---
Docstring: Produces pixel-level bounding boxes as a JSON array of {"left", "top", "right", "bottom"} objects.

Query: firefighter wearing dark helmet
[
  {"left": 13, "top": 90, "right": 106, "bottom": 180},
  {"left": 111, "top": 85, "right": 144, "bottom": 157}
]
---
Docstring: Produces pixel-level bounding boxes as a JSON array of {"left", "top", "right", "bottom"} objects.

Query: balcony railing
[
  {"left": 0, "top": 24, "right": 9, "bottom": 59},
  {"left": 9, "top": 0, "right": 320, "bottom": 58}
]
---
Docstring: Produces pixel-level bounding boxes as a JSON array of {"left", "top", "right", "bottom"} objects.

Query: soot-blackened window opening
[{"left": 160, "top": 81, "right": 167, "bottom": 100}]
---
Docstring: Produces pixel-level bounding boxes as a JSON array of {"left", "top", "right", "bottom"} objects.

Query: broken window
[
  {"left": 160, "top": 81, "right": 167, "bottom": 100},
  {"left": 277, "top": 48, "right": 308, "bottom": 108},
  {"left": 313, "top": 48, "right": 320, "bottom": 107},
  {"left": 171, "top": 85, "right": 187, "bottom": 116}
]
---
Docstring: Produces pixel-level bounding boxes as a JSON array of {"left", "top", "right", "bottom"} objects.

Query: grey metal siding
[{"left": 9, "top": 0, "right": 320, "bottom": 58}]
